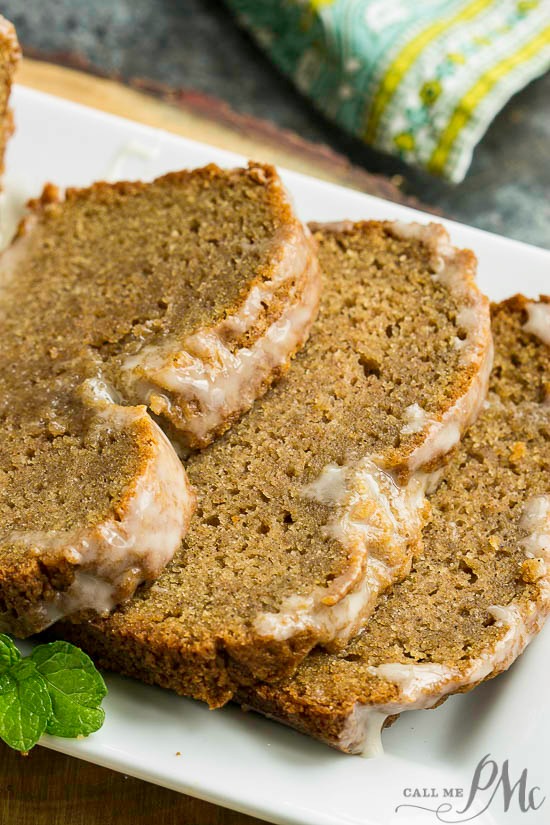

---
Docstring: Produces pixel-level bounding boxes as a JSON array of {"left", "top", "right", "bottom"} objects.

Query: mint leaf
[
  {"left": 0, "top": 636, "right": 107, "bottom": 751},
  {"left": 0, "top": 634, "right": 21, "bottom": 675},
  {"left": 31, "top": 641, "right": 107, "bottom": 738},
  {"left": 0, "top": 660, "right": 52, "bottom": 752}
]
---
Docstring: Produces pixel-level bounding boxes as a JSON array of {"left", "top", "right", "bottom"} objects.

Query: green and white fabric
[{"left": 225, "top": 0, "right": 550, "bottom": 181}]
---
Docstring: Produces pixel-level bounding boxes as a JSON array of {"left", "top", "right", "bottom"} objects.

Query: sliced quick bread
[
  {"left": 0, "top": 378, "right": 195, "bottom": 637},
  {"left": 0, "top": 163, "right": 318, "bottom": 636},
  {"left": 15, "top": 164, "right": 320, "bottom": 449},
  {"left": 57, "top": 220, "right": 493, "bottom": 706},
  {"left": 236, "top": 297, "right": 550, "bottom": 754}
]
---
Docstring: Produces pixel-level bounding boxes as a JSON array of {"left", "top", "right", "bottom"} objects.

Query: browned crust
[
  {"left": 492, "top": 292, "right": 550, "bottom": 317},
  {"left": 57, "top": 617, "right": 319, "bottom": 708},
  {"left": 25, "top": 161, "right": 291, "bottom": 229},
  {"left": 235, "top": 627, "right": 538, "bottom": 753},
  {"left": 237, "top": 682, "right": 357, "bottom": 749},
  {"left": 53, "top": 613, "right": 237, "bottom": 708},
  {"left": 57, "top": 586, "right": 324, "bottom": 706},
  {"left": 236, "top": 686, "right": 417, "bottom": 753}
]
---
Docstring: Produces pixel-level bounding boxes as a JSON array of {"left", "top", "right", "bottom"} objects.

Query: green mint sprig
[{"left": 0, "top": 635, "right": 107, "bottom": 753}]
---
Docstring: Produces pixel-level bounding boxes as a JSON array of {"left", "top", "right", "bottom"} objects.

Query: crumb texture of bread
[
  {"left": 57, "top": 221, "right": 493, "bottom": 706},
  {"left": 235, "top": 297, "right": 550, "bottom": 753},
  {"left": 1, "top": 163, "right": 317, "bottom": 635}
]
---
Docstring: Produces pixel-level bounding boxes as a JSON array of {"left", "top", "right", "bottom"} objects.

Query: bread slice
[
  {"left": 236, "top": 297, "right": 550, "bottom": 754},
  {"left": 57, "top": 220, "right": 492, "bottom": 706},
  {"left": 0, "top": 16, "right": 19, "bottom": 179},
  {"left": 0, "top": 379, "right": 195, "bottom": 637},
  {"left": 15, "top": 164, "right": 320, "bottom": 449},
  {"left": 0, "top": 163, "right": 318, "bottom": 636}
]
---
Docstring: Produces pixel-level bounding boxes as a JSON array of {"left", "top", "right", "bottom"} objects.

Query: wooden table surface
[
  {"left": 2, "top": 57, "right": 412, "bottom": 825},
  {"left": 0, "top": 743, "right": 263, "bottom": 824}
]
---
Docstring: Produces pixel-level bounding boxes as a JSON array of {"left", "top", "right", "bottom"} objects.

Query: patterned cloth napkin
[{"left": 225, "top": 0, "right": 550, "bottom": 182}]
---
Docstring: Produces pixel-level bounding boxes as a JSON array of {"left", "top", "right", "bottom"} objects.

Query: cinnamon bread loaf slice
[
  {"left": 57, "top": 221, "right": 492, "bottom": 706},
  {"left": 0, "top": 378, "right": 195, "bottom": 638},
  {"left": 0, "top": 163, "right": 318, "bottom": 636},
  {"left": 236, "top": 297, "right": 550, "bottom": 754},
  {"left": 17, "top": 164, "right": 320, "bottom": 449}
]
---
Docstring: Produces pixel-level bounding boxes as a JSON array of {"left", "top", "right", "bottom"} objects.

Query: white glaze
[
  {"left": 337, "top": 496, "right": 550, "bottom": 756},
  {"left": 120, "top": 232, "right": 320, "bottom": 445},
  {"left": 401, "top": 403, "right": 430, "bottom": 435},
  {"left": 308, "top": 220, "right": 355, "bottom": 233},
  {"left": 456, "top": 305, "right": 479, "bottom": 335},
  {"left": 523, "top": 302, "right": 550, "bottom": 346},
  {"left": 41, "top": 573, "right": 119, "bottom": 624},
  {"left": 253, "top": 461, "right": 438, "bottom": 645},
  {"left": 79, "top": 375, "right": 124, "bottom": 407},
  {"left": 391, "top": 222, "right": 458, "bottom": 290},
  {"left": 371, "top": 662, "right": 454, "bottom": 698},
  {"left": 1, "top": 386, "right": 195, "bottom": 632},
  {"left": 303, "top": 463, "right": 348, "bottom": 504},
  {"left": 339, "top": 708, "right": 387, "bottom": 758},
  {"left": 390, "top": 221, "right": 452, "bottom": 249}
]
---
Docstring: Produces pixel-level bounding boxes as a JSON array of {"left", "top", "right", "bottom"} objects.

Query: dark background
[{"left": 4, "top": 0, "right": 550, "bottom": 248}]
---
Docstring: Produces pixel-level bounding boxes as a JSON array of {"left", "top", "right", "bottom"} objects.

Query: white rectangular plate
[{"left": 8, "top": 86, "right": 550, "bottom": 825}]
